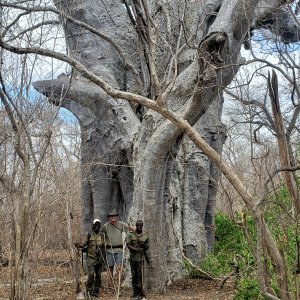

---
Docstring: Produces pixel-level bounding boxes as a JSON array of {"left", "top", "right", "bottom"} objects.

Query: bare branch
[
  {"left": 7, "top": 20, "right": 60, "bottom": 43},
  {"left": 1, "top": 2, "right": 140, "bottom": 80}
]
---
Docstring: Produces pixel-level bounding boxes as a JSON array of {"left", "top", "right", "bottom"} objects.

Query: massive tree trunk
[{"left": 30, "top": 0, "right": 300, "bottom": 291}]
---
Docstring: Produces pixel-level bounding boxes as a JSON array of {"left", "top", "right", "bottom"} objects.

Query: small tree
[{"left": 0, "top": 45, "right": 78, "bottom": 297}]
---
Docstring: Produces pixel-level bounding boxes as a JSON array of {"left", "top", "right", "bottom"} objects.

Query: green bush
[
  {"left": 194, "top": 213, "right": 260, "bottom": 298},
  {"left": 184, "top": 197, "right": 299, "bottom": 299},
  {"left": 199, "top": 214, "right": 256, "bottom": 278},
  {"left": 234, "top": 277, "right": 262, "bottom": 300},
  {"left": 215, "top": 210, "right": 298, "bottom": 298}
]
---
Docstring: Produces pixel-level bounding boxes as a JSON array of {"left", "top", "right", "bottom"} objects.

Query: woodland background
[{"left": 1, "top": 1, "right": 300, "bottom": 300}]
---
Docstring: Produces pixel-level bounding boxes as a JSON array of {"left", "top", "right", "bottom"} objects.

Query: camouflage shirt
[
  {"left": 126, "top": 231, "right": 149, "bottom": 262},
  {"left": 83, "top": 231, "right": 105, "bottom": 266}
]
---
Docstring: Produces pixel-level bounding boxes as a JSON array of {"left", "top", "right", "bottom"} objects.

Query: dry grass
[{"left": 0, "top": 251, "right": 234, "bottom": 300}]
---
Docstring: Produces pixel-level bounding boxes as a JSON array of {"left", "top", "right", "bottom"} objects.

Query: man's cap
[
  {"left": 136, "top": 219, "right": 143, "bottom": 225},
  {"left": 93, "top": 219, "right": 101, "bottom": 224},
  {"left": 107, "top": 209, "right": 118, "bottom": 217}
]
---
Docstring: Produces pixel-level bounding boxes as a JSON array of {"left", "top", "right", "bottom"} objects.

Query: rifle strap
[{"left": 110, "top": 222, "right": 124, "bottom": 232}]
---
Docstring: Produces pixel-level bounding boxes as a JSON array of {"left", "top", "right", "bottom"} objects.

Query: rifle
[
  {"left": 143, "top": 248, "right": 150, "bottom": 265},
  {"left": 140, "top": 254, "right": 146, "bottom": 298},
  {"left": 76, "top": 248, "right": 89, "bottom": 300}
]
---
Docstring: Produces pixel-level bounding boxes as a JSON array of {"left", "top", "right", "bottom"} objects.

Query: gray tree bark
[{"left": 31, "top": 0, "right": 300, "bottom": 291}]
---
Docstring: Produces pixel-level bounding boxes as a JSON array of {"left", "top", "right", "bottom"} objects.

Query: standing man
[
  {"left": 101, "top": 210, "right": 129, "bottom": 287},
  {"left": 126, "top": 220, "right": 149, "bottom": 300},
  {"left": 75, "top": 219, "right": 105, "bottom": 298}
]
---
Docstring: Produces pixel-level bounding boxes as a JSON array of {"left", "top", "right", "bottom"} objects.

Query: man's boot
[
  {"left": 92, "top": 289, "right": 100, "bottom": 297},
  {"left": 85, "top": 290, "right": 92, "bottom": 299},
  {"left": 131, "top": 287, "right": 138, "bottom": 298}
]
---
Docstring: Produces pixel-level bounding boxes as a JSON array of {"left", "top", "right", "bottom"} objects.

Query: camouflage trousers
[
  {"left": 86, "top": 263, "right": 102, "bottom": 294},
  {"left": 130, "top": 259, "right": 144, "bottom": 297}
]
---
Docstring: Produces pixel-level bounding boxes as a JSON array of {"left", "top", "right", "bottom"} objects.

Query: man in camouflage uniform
[
  {"left": 126, "top": 220, "right": 149, "bottom": 300},
  {"left": 75, "top": 219, "right": 105, "bottom": 298}
]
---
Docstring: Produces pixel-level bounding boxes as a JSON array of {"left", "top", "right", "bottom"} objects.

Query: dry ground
[{"left": 0, "top": 253, "right": 234, "bottom": 300}]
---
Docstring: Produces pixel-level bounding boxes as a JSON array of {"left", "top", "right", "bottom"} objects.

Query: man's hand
[
  {"left": 127, "top": 244, "right": 143, "bottom": 252},
  {"left": 136, "top": 247, "right": 144, "bottom": 253},
  {"left": 74, "top": 242, "right": 83, "bottom": 248}
]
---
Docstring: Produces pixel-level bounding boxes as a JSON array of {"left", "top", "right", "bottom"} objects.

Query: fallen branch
[{"left": 181, "top": 252, "right": 216, "bottom": 280}]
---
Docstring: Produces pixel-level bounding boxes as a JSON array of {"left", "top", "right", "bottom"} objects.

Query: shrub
[
  {"left": 234, "top": 277, "right": 263, "bottom": 300},
  {"left": 198, "top": 206, "right": 298, "bottom": 299}
]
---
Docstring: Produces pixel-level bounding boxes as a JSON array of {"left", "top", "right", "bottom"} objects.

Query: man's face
[
  {"left": 109, "top": 215, "right": 118, "bottom": 224},
  {"left": 93, "top": 222, "right": 100, "bottom": 232},
  {"left": 136, "top": 222, "right": 143, "bottom": 233}
]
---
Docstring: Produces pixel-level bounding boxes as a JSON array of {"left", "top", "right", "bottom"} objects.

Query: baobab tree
[{"left": 1, "top": 0, "right": 300, "bottom": 294}]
